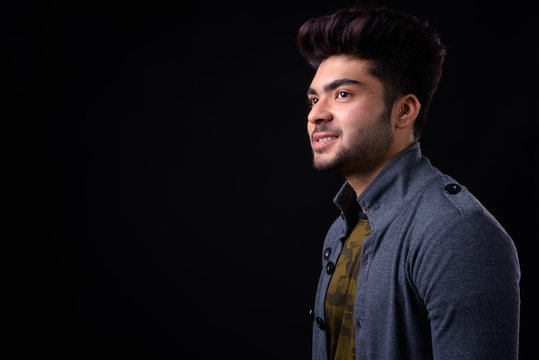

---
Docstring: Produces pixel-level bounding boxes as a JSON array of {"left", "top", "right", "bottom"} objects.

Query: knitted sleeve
[{"left": 414, "top": 212, "right": 520, "bottom": 359}]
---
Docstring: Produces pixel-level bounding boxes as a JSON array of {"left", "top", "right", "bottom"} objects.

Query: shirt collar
[{"left": 333, "top": 142, "right": 439, "bottom": 231}]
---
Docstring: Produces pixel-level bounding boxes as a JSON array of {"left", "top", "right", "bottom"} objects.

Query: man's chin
[{"left": 313, "top": 157, "right": 341, "bottom": 172}]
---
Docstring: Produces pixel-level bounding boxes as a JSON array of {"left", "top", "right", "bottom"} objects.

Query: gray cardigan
[{"left": 311, "top": 143, "right": 520, "bottom": 360}]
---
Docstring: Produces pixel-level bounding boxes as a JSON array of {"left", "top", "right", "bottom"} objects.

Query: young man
[{"left": 298, "top": 5, "right": 520, "bottom": 360}]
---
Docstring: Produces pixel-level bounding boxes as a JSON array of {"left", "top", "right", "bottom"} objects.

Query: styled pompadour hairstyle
[{"left": 298, "top": 4, "right": 446, "bottom": 139}]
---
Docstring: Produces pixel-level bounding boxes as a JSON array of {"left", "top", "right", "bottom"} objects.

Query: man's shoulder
[
  {"left": 407, "top": 173, "right": 511, "bottom": 248},
  {"left": 413, "top": 174, "right": 488, "bottom": 218}
]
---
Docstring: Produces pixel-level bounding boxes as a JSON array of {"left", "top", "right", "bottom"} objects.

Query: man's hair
[{"left": 297, "top": 4, "right": 446, "bottom": 139}]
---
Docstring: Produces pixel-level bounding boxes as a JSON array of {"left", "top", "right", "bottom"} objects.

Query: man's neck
[
  {"left": 344, "top": 142, "right": 415, "bottom": 198},
  {"left": 344, "top": 166, "right": 385, "bottom": 199}
]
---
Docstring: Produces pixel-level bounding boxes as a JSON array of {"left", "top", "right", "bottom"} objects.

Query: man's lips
[{"left": 312, "top": 132, "right": 339, "bottom": 150}]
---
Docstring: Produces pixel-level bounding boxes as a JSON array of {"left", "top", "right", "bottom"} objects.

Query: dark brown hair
[{"left": 298, "top": 4, "right": 446, "bottom": 139}]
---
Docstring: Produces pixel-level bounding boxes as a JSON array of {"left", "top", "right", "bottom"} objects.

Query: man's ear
[{"left": 394, "top": 94, "right": 421, "bottom": 130}]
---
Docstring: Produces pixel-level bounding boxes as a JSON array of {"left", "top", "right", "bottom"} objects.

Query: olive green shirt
[{"left": 325, "top": 217, "right": 371, "bottom": 360}]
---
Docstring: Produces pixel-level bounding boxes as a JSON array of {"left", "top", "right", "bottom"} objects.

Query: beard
[{"left": 312, "top": 107, "right": 394, "bottom": 175}]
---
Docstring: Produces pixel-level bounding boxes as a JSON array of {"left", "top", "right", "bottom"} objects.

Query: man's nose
[{"left": 307, "top": 100, "right": 333, "bottom": 125}]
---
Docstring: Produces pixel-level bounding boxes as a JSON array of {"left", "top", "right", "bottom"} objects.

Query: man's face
[{"left": 307, "top": 55, "right": 394, "bottom": 176}]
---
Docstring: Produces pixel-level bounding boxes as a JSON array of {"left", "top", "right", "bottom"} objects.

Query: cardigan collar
[{"left": 333, "top": 142, "right": 441, "bottom": 231}]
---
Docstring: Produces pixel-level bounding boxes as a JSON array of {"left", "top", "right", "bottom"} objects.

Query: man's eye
[
  {"left": 308, "top": 98, "right": 319, "bottom": 107},
  {"left": 337, "top": 91, "right": 350, "bottom": 98}
]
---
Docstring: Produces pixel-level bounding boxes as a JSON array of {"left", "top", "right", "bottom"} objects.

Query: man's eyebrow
[
  {"left": 306, "top": 87, "right": 318, "bottom": 96},
  {"left": 306, "top": 78, "right": 366, "bottom": 96}
]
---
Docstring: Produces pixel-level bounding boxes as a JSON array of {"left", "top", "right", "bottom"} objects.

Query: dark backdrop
[{"left": 9, "top": 0, "right": 536, "bottom": 359}]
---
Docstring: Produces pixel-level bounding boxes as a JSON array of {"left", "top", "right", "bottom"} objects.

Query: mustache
[{"left": 311, "top": 125, "right": 343, "bottom": 139}]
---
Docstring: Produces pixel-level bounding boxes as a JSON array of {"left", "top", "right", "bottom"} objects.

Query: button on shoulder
[{"left": 444, "top": 183, "right": 461, "bottom": 195}]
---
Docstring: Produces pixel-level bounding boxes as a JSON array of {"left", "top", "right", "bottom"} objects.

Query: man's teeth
[{"left": 317, "top": 137, "right": 337, "bottom": 142}]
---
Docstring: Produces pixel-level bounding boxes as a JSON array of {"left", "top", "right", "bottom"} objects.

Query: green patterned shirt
[{"left": 325, "top": 216, "right": 371, "bottom": 360}]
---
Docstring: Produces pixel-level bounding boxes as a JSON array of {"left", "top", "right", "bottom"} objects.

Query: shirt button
[
  {"left": 326, "top": 261, "right": 335, "bottom": 274},
  {"left": 323, "top": 248, "right": 332, "bottom": 260},
  {"left": 316, "top": 316, "right": 326, "bottom": 330},
  {"left": 444, "top": 183, "right": 461, "bottom": 194}
]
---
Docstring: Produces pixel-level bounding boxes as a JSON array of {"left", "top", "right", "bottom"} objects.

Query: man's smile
[{"left": 312, "top": 132, "right": 340, "bottom": 150}]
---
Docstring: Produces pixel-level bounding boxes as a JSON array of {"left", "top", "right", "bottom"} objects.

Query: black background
[{"left": 8, "top": 0, "right": 537, "bottom": 359}]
